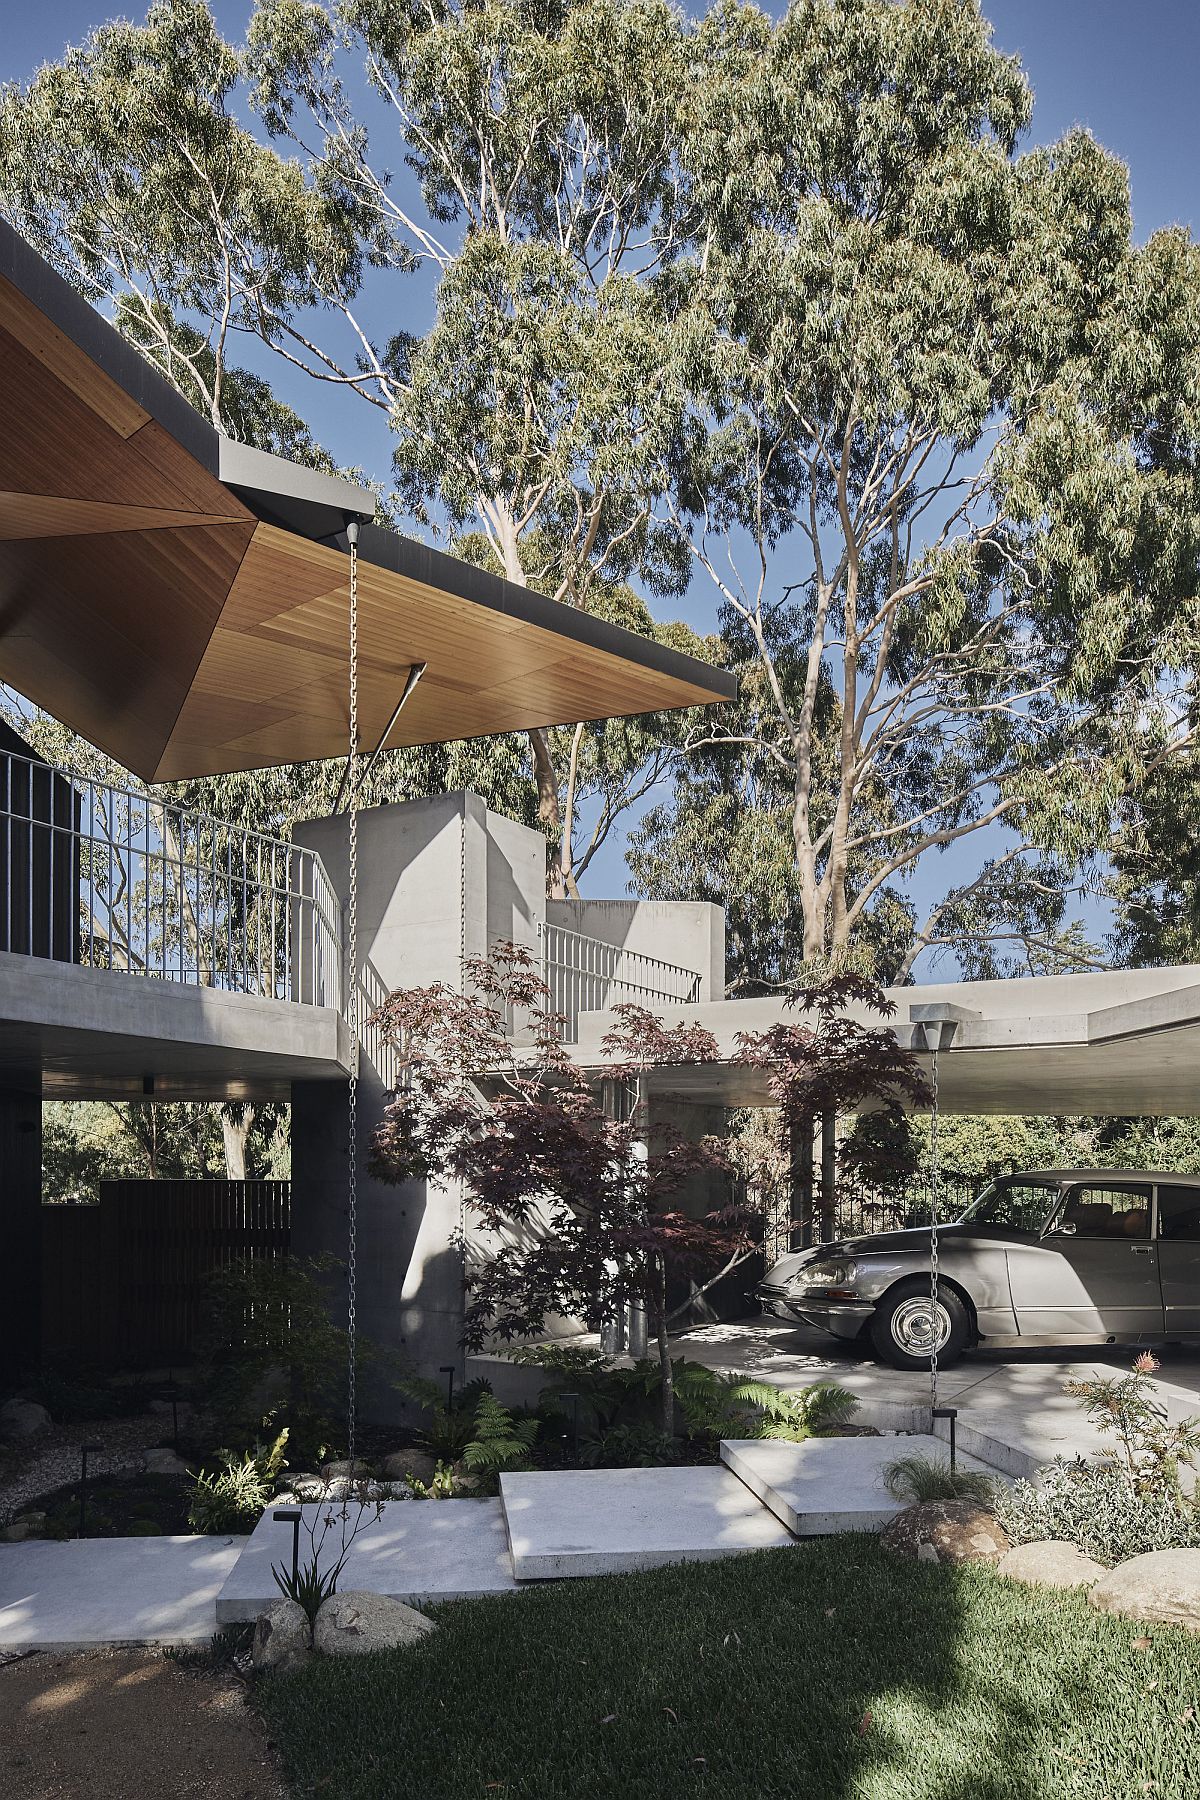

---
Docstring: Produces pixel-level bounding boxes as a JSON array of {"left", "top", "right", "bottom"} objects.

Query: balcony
[
  {"left": 537, "top": 917, "right": 706, "bottom": 1041},
  {"left": 0, "top": 747, "right": 341, "bottom": 1011}
]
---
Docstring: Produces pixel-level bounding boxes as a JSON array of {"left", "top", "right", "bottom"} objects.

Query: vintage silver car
[{"left": 757, "top": 1168, "right": 1200, "bottom": 1369}]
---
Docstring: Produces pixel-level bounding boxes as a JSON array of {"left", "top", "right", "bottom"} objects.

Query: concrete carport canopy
[
  {"left": 0, "top": 218, "right": 735, "bottom": 781},
  {"left": 571, "top": 966, "right": 1200, "bottom": 1116}
]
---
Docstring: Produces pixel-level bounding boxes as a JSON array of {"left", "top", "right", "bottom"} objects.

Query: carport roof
[
  {"left": 0, "top": 220, "right": 734, "bottom": 781},
  {"left": 571, "top": 965, "right": 1200, "bottom": 1116}
]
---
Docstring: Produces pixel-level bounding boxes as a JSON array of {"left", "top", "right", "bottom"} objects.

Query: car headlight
[{"left": 787, "top": 1258, "right": 858, "bottom": 1293}]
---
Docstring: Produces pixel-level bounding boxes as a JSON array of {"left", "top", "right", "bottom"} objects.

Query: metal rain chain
[
  {"left": 345, "top": 519, "right": 361, "bottom": 1469},
  {"left": 914, "top": 1011, "right": 959, "bottom": 1462}
]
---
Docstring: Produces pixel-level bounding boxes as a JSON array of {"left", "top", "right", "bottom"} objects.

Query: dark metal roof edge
[
  {"left": 344, "top": 521, "right": 738, "bottom": 700},
  {"left": 0, "top": 218, "right": 735, "bottom": 703},
  {"left": 0, "top": 215, "right": 220, "bottom": 473}
]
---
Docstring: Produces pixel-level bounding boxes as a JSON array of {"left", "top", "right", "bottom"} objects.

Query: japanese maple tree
[{"left": 369, "top": 944, "right": 750, "bottom": 1433}]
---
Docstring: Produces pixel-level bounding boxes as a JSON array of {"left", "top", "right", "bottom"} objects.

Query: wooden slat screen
[{"left": 40, "top": 1180, "right": 290, "bottom": 1369}]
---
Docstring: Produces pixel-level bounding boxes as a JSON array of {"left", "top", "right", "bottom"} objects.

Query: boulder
[
  {"left": 382, "top": 1450, "right": 439, "bottom": 1486},
  {"left": 0, "top": 1399, "right": 50, "bottom": 1440},
  {"left": 142, "top": 1447, "right": 188, "bottom": 1477},
  {"left": 882, "top": 1500, "right": 1010, "bottom": 1566},
  {"left": 1090, "top": 1550, "right": 1200, "bottom": 1635},
  {"left": 252, "top": 1600, "right": 313, "bottom": 1674},
  {"left": 320, "top": 1459, "right": 373, "bottom": 1482},
  {"left": 314, "top": 1589, "right": 436, "bottom": 1658},
  {"left": 998, "top": 1540, "right": 1106, "bottom": 1590}
]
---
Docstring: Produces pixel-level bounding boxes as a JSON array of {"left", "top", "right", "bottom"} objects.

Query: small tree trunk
[
  {"left": 655, "top": 1258, "right": 674, "bottom": 1437},
  {"left": 820, "top": 1110, "right": 837, "bottom": 1243},
  {"left": 789, "top": 1112, "right": 816, "bottom": 1249},
  {"left": 221, "top": 1106, "right": 254, "bottom": 1180}
]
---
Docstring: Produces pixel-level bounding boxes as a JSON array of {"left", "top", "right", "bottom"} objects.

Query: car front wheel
[{"left": 870, "top": 1279, "right": 969, "bottom": 1370}]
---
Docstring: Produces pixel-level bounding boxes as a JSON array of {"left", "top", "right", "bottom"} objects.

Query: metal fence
[
  {"left": 538, "top": 919, "right": 702, "bottom": 1039},
  {"left": 0, "top": 749, "right": 341, "bottom": 1008},
  {"left": 758, "top": 1170, "right": 992, "bottom": 1263}
]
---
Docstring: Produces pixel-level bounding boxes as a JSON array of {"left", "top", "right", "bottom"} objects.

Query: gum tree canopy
[
  {"left": 3, "top": 1, "right": 1200, "bottom": 965},
  {"left": 633, "top": 0, "right": 1200, "bottom": 984}
]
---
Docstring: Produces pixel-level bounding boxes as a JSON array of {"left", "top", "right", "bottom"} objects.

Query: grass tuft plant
[{"left": 882, "top": 1451, "right": 996, "bottom": 1507}]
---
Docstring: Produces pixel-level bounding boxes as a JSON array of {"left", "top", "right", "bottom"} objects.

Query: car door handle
[{"left": 1130, "top": 1246, "right": 1153, "bottom": 1256}]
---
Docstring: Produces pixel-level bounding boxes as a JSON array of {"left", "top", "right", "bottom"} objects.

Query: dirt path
[{"left": 0, "top": 1648, "right": 283, "bottom": 1799}]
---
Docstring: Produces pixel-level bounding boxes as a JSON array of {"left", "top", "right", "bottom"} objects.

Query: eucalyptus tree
[
  {"left": 243, "top": 0, "right": 716, "bottom": 891},
  {"left": 637, "top": 0, "right": 1200, "bottom": 983}
]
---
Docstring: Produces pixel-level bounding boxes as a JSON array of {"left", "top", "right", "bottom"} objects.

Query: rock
[
  {"left": 1090, "top": 1550, "right": 1200, "bottom": 1634},
  {"left": 320, "top": 1459, "right": 373, "bottom": 1482},
  {"left": 141, "top": 1448, "right": 188, "bottom": 1477},
  {"left": 882, "top": 1500, "right": 1010, "bottom": 1566},
  {"left": 314, "top": 1589, "right": 436, "bottom": 1658},
  {"left": 2, "top": 1522, "right": 32, "bottom": 1542},
  {"left": 382, "top": 1449, "right": 439, "bottom": 1486},
  {"left": 0, "top": 1399, "right": 50, "bottom": 1440},
  {"left": 252, "top": 1601, "right": 313, "bottom": 1674},
  {"left": 998, "top": 1540, "right": 1106, "bottom": 1590}
]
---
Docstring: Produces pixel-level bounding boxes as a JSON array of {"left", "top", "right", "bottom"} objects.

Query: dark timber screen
[{"left": 41, "top": 1180, "right": 290, "bottom": 1368}]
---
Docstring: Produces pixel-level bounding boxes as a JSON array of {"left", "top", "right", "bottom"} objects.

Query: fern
[{"left": 461, "top": 1393, "right": 537, "bottom": 1475}]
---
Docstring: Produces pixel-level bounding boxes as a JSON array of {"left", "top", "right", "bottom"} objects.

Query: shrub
[
  {"left": 996, "top": 1458, "right": 1200, "bottom": 1567},
  {"left": 187, "top": 1428, "right": 289, "bottom": 1534},
  {"left": 460, "top": 1393, "right": 537, "bottom": 1482},
  {"left": 1063, "top": 1353, "right": 1200, "bottom": 1502},
  {"left": 881, "top": 1451, "right": 996, "bottom": 1507},
  {"left": 398, "top": 1375, "right": 493, "bottom": 1463}
]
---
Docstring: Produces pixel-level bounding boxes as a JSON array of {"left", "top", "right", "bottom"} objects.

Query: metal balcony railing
[
  {"left": 538, "top": 919, "right": 702, "bottom": 1040},
  {"left": 0, "top": 749, "right": 341, "bottom": 1009}
]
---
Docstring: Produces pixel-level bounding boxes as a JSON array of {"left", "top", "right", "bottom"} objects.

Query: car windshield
[{"left": 957, "top": 1179, "right": 1061, "bottom": 1235}]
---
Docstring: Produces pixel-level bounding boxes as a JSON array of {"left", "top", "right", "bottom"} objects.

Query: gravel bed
[{"left": 0, "top": 1415, "right": 174, "bottom": 1526}]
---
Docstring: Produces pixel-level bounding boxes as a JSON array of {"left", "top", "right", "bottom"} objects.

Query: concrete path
[
  {"left": 0, "top": 1535, "right": 247, "bottom": 1651},
  {"left": 216, "top": 1499, "right": 518, "bottom": 1624},
  {"left": 669, "top": 1319, "right": 1200, "bottom": 1478}
]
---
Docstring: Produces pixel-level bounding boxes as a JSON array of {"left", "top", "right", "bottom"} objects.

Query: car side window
[
  {"left": 1050, "top": 1184, "right": 1152, "bottom": 1241},
  {"left": 1156, "top": 1185, "right": 1200, "bottom": 1242}
]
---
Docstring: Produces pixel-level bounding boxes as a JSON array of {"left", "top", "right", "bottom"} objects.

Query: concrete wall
[
  {"left": 546, "top": 898, "right": 724, "bottom": 1000},
  {"left": 291, "top": 792, "right": 550, "bottom": 1414}
]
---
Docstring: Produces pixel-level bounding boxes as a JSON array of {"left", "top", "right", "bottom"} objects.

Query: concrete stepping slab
[
  {"left": 0, "top": 1534, "right": 247, "bottom": 1651},
  {"left": 215, "top": 1499, "right": 518, "bottom": 1623},
  {"left": 499, "top": 1466, "right": 796, "bottom": 1579},
  {"left": 721, "top": 1433, "right": 1001, "bottom": 1535}
]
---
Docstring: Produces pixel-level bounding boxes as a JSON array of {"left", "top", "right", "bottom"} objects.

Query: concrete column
[
  {"left": 0, "top": 1082, "right": 41, "bottom": 1387},
  {"left": 291, "top": 792, "right": 548, "bottom": 1417}
]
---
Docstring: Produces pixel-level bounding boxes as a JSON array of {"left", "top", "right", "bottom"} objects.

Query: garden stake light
[
  {"left": 274, "top": 1508, "right": 302, "bottom": 1590},
  {"left": 77, "top": 1443, "right": 103, "bottom": 1539},
  {"left": 440, "top": 1365, "right": 456, "bottom": 1412}
]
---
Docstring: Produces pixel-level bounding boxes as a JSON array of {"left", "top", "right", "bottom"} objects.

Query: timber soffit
[{"left": 0, "top": 218, "right": 735, "bottom": 782}]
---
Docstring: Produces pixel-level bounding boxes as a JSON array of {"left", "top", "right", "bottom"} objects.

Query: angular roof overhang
[{"left": 0, "top": 220, "right": 734, "bottom": 781}]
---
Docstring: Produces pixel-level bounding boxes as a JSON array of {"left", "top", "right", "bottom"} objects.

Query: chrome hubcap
[{"left": 891, "top": 1295, "right": 951, "bottom": 1355}]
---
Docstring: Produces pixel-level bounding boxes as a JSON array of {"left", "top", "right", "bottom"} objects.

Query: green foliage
[
  {"left": 256, "top": 1537, "right": 1200, "bottom": 1800},
  {"left": 881, "top": 1453, "right": 996, "bottom": 1508},
  {"left": 460, "top": 1393, "right": 537, "bottom": 1479},
  {"left": 186, "top": 1428, "right": 289, "bottom": 1534},
  {"left": 1063, "top": 1355, "right": 1200, "bottom": 1503},
  {"left": 197, "top": 1255, "right": 375, "bottom": 1463},
  {"left": 998, "top": 1355, "right": 1200, "bottom": 1565},
  {"left": 399, "top": 1376, "right": 495, "bottom": 1465},
  {"left": 577, "top": 1423, "right": 680, "bottom": 1468},
  {"left": 273, "top": 1553, "right": 342, "bottom": 1626},
  {"left": 997, "top": 1460, "right": 1200, "bottom": 1569},
  {"left": 404, "top": 1461, "right": 457, "bottom": 1501}
]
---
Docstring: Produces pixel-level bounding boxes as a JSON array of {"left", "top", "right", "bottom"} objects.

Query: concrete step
[
  {"left": 214, "top": 1499, "right": 518, "bottom": 1625},
  {"left": 719, "top": 1433, "right": 1004, "bottom": 1536},
  {"left": 498, "top": 1466, "right": 795, "bottom": 1580}
]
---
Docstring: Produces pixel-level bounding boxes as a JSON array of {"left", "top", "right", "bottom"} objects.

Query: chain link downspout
[
  {"left": 346, "top": 521, "right": 360, "bottom": 1468},
  {"left": 929, "top": 1044, "right": 940, "bottom": 1417}
]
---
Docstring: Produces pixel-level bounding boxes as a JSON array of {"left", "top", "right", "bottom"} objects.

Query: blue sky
[{"left": 4, "top": 2, "right": 1197, "bottom": 949}]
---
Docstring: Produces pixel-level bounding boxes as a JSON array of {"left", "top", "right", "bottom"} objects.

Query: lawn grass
[{"left": 256, "top": 1537, "right": 1200, "bottom": 1800}]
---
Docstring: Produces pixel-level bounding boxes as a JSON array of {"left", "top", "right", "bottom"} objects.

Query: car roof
[{"left": 1004, "top": 1168, "right": 1200, "bottom": 1187}]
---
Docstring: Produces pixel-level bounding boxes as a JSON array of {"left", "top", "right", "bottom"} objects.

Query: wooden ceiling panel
[
  {"left": 0, "top": 225, "right": 733, "bottom": 780},
  {"left": 0, "top": 273, "right": 150, "bottom": 439},
  {"left": 0, "top": 492, "right": 247, "bottom": 539}
]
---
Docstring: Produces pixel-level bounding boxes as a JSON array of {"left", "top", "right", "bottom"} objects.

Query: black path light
[
  {"left": 77, "top": 1442, "right": 103, "bottom": 1539},
  {"left": 910, "top": 1006, "right": 965, "bottom": 1467},
  {"left": 273, "top": 1507, "right": 303, "bottom": 1591}
]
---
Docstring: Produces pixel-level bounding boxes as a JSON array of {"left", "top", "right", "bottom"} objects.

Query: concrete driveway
[{"left": 669, "top": 1316, "right": 1200, "bottom": 1476}]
